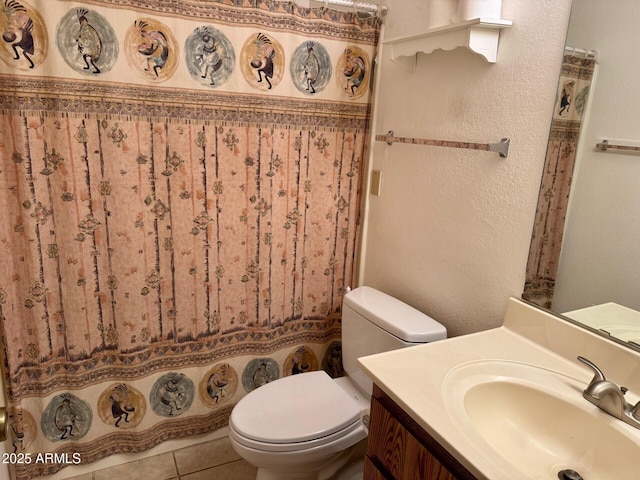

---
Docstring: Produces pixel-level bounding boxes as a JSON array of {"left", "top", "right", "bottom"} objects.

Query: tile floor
[{"left": 63, "top": 437, "right": 257, "bottom": 480}]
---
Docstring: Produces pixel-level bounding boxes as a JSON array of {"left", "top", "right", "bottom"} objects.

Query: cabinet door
[
  {"left": 405, "top": 431, "right": 457, "bottom": 480},
  {"left": 366, "top": 388, "right": 472, "bottom": 480},
  {"left": 363, "top": 456, "right": 388, "bottom": 480},
  {"left": 367, "top": 395, "right": 406, "bottom": 478}
]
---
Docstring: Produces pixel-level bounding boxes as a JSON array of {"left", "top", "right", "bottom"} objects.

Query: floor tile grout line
[
  {"left": 65, "top": 438, "right": 251, "bottom": 480},
  {"left": 171, "top": 451, "right": 180, "bottom": 480},
  {"left": 183, "top": 458, "right": 249, "bottom": 477}
]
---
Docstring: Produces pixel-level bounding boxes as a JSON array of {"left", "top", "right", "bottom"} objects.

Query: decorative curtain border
[
  {"left": 0, "top": 76, "right": 372, "bottom": 128},
  {"left": 64, "top": 0, "right": 382, "bottom": 44}
]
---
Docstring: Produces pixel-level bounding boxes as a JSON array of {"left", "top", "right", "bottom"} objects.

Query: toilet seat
[{"left": 229, "top": 371, "right": 364, "bottom": 452}]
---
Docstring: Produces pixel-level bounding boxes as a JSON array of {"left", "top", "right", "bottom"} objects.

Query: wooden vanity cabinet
[{"left": 364, "top": 385, "right": 477, "bottom": 480}]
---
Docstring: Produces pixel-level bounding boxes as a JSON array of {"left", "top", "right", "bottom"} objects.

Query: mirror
[{"left": 523, "top": 0, "right": 640, "bottom": 351}]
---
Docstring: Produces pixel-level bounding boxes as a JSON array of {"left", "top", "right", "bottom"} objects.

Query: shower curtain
[
  {"left": 523, "top": 52, "right": 596, "bottom": 309},
  {"left": 0, "top": 1, "right": 381, "bottom": 477}
]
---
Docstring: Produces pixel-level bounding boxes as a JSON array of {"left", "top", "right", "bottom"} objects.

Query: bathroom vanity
[
  {"left": 364, "top": 385, "right": 474, "bottom": 480},
  {"left": 358, "top": 297, "right": 640, "bottom": 480}
]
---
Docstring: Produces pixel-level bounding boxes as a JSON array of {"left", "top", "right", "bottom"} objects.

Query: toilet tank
[{"left": 341, "top": 286, "right": 446, "bottom": 395}]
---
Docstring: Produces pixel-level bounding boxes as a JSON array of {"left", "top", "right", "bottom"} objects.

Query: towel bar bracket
[
  {"left": 384, "top": 130, "right": 394, "bottom": 145},
  {"left": 490, "top": 138, "right": 511, "bottom": 158}
]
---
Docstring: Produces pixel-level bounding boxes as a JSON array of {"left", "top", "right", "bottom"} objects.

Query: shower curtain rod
[
  {"left": 376, "top": 131, "right": 511, "bottom": 158},
  {"left": 564, "top": 46, "right": 597, "bottom": 60},
  {"left": 310, "top": 0, "right": 387, "bottom": 14}
]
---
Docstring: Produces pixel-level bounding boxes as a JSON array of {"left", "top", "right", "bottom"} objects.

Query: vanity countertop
[{"left": 357, "top": 297, "right": 640, "bottom": 480}]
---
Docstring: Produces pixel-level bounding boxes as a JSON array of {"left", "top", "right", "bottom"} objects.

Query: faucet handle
[{"left": 577, "top": 356, "right": 606, "bottom": 384}]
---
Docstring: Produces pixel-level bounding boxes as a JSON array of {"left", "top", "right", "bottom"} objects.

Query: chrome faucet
[{"left": 577, "top": 356, "right": 640, "bottom": 430}]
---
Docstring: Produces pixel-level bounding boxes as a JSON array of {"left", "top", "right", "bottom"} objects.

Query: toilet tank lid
[{"left": 343, "top": 286, "right": 446, "bottom": 343}]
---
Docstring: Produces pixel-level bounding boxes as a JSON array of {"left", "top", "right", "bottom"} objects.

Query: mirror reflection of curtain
[
  {"left": 523, "top": 52, "right": 596, "bottom": 308},
  {"left": 0, "top": 1, "right": 381, "bottom": 478}
]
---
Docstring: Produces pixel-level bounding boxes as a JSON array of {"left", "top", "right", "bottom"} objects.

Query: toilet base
[
  {"left": 254, "top": 446, "right": 354, "bottom": 480},
  {"left": 333, "top": 460, "right": 364, "bottom": 480},
  {"left": 251, "top": 438, "right": 366, "bottom": 480},
  {"left": 332, "top": 451, "right": 364, "bottom": 480}
]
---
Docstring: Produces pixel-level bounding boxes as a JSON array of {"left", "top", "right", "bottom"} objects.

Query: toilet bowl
[
  {"left": 229, "top": 371, "right": 368, "bottom": 480},
  {"left": 228, "top": 286, "right": 447, "bottom": 480}
]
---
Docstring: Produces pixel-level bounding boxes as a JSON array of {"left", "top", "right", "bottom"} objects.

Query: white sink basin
[{"left": 443, "top": 361, "right": 640, "bottom": 479}]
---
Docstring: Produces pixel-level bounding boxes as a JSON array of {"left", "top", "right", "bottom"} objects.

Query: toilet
[{"left": 228, "top": 286, "right": 447, "bottom": 480}]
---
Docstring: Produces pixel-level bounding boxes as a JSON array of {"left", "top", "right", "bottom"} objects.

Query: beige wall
[{"left": 360, "top": 0, "right": 573, "bottom": 336}]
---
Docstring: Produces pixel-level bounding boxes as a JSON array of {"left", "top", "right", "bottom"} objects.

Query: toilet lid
[{"left": 230, "top": 370, "right": 362, "bottom": 444}]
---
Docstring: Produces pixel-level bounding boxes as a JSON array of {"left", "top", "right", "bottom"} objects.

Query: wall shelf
[{"left": 383, "top": 18, "right": 512, "bottom": 64}]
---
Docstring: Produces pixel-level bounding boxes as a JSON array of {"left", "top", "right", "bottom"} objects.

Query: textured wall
[{"left": 361, "top": 0, "right": 574, "bottom": 336}]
